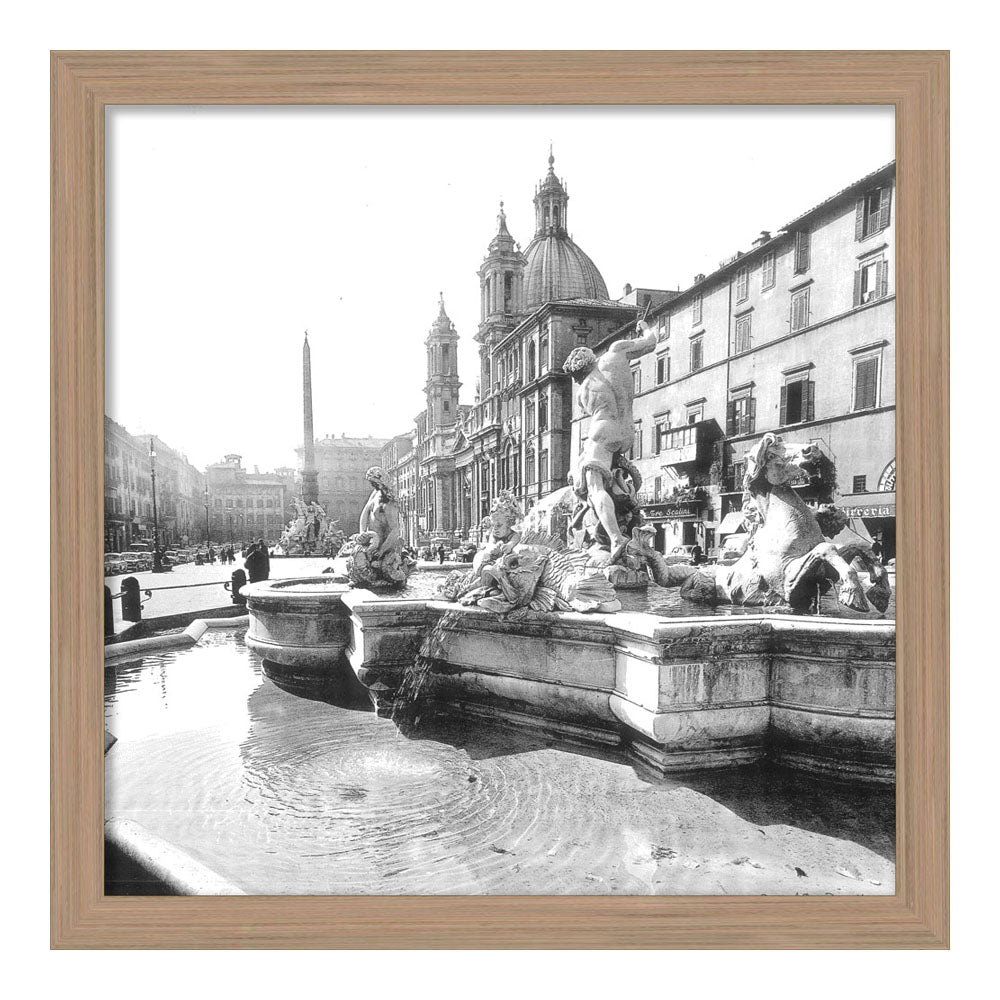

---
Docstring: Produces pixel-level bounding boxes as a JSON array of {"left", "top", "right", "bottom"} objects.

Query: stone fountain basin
[{"left": 243, "top": 577, "right": 895, "bottom": 783}]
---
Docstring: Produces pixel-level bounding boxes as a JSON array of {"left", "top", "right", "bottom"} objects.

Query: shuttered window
[
  {"left": 692, "top": 294, "right": 703, "bottom": 325},
  {"left": 631, "top": 423, "right": 643, "bottom": 459},
  {"left": 632, "top": 367, "right": 641, "bottom": 393},
  {"left": 761, "top": 252, "right": 776, "bottom": 290},
  {"left": 790, "top": 287, "right": 810, "bottom": 331},
  {"left": 539, "top": 450, "right": 549, "bottom": 485},
  {"left": 856, "top": 184, "right": 892, "bottom": 240},
  {"left": 853, "top": 356, "right": 879, "bottom": 411},
  {"left": 538, "top": 395, "right": 548, "bottom": 431},
  {"left": 734, "top": 314, "right": 752, "bottom": 353},
  {"left": 726, "top": 395, "right": 756, "bottom": 436},
  {"left": 656, "top": 352, "right": 670, "bottom": 385},
  {"left": 736, "top": 267, "right": 749, "bottom": 303},
  {"left": 780, "top": 378, "right": 815, "bottom": 426},
  {"left": 525, "top": 449, "right": 536, "bottom": 484},
  {"left": 690, "top": 337, "right": 704, "bottom": 372},
  {"left": 794, "top": 230, "right": 810, "bottom": 274},
  {"left": 854, "top": 258, "right": 890, "bottom": 306}
]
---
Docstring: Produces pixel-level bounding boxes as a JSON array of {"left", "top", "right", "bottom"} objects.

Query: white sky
[{"left": 106, "top": 106, "right": 894, "bottom": 472}]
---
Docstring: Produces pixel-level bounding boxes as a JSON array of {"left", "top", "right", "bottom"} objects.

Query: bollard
[
  {"left": 230, "top": 569, "right": 247, "bottom": 607},
  {"left": 104, "top": 585, "right": 115, "bottom": 638},
  {"left": 121, "top": 576, "right": 142, "bottom": 622}
]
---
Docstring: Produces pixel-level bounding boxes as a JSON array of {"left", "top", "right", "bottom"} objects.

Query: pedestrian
[
  {"left": 691, "top": 542, "right": 703, "bottom": 566},
  {"left": 437, "top": 543, "right": 446, "bottom": 565},
  {"left": 257, "top": 537, "right": 270, "bottom": 580},
  {"left": 870, "top": 538, "right": 884, "bottom": 564},
  {"left": 208, "top": 545, "right": 216, "bottom": 564},
  {"left": 244, "top": 541, "right": 266, "bottom": 584}
]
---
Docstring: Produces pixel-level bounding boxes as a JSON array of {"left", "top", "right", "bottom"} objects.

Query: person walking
[
  {"left": 244, "top": 541, "right": 266, "bottom": 584},
  {"left": 691, "top": 542, "right": 703, "bottom": 566},
  {"left": 437, "top": 543, "right": 446, "bottom": 565},
  {"left": 257, "top": 538, "right": 270, "bottom": 580}
]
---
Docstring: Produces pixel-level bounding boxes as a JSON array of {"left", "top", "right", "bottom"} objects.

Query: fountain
[{"left": 244, "top": 316, "right": 895, "bottom": 783}]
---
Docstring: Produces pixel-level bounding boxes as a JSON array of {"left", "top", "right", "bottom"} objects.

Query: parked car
[
  {"left": 717, "top": 532, "right": 750, "bottom": 566},
  {"left": 104, "top": 552, "right": 125, "bottom": 576},
  {"left": 664, "top": 544, "right": 698, "bottom": 566}
]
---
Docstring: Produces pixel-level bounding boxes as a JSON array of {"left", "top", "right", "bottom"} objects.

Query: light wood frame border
[{"left": 51, "top": 50, "right": 948, "bottom": 949}]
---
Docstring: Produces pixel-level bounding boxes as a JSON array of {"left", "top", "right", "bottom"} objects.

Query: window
[
  {"left": 852, "top": 475, "right": 867, "bottom": 494},
  {"left": 257, "top": 498, "right": 264, "bottom": 508},
  {"left": 539, "top": 449, "right": 549, "bottom": 485},
  {"left": 654, "top": 420, "right": 670, "bottom": 453},
  {"left": 780, "top": 376, "right": 815, "bottom": 426},
  {"left": 790, "top": 287, "right": 810, "bottom": 332},
  {"left": 727, "top": 394, "right": 756, "bottom": 436},
  {"left": 690, "top": 336, "right": 704, "bottom": 372},
  {"left": 525, "top": 400, "right": 535, "bottom": 434},
  {"left": 539, "top": 333, "right": 549, "bottom": 371},
  {"left": 631, "top": 422, "right": 643, "bottom": 459},
  {"left": 632, "top": 366, "right": 641, "bottom": 393},
  {"left": 854, "top": 257, "right": 889, "bottom": 305},
  {"left": 687, "top": 406, "right": 703, "bottom": 424},
  {"left": 852, "top": 355, "right": 880, "bottom": 411},
  {"left": 657, "top": 313, "right": 670, "bottom": 339},
  {"left": 656, "top": 352, "right": 670, "bottom": 385},
  {"left": 761, "top": 252, "right": 776, "bottom": 290},
  {"left": 856, "top": 184, "right": 891, "bottom": 240},
  {"left": 442, "top": 344, "right": 449, "bottom": 362},
  {"left": 692, "top": 294, "right": 703, "bottom": 325},
  {"left": 653, "top": 476, "right": 662, "bottom": 501},
  {"left": 443, "top": 400, "right": 450, "bottom": 412},
  {"left": 735, "top": 267, "right": 749, "bottom": 303},
  {"left": 527, "top": 342, "right": 536, "bottom": 380},
  {"left": 734, "top": 314, "right": 752, "bottom": 353},
  {"left": 525, "top": 448, "right": 536, "bottom": 485},
  {"left": 794, "top": 230, "right": 810, "bottom": 274},
  {"left": 538, "top": 395, "right": 548, "bottom": 431}
]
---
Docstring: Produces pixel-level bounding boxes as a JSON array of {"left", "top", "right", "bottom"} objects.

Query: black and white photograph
[{"left": 102, "top": 106, "right": 896, "bottom": 897}]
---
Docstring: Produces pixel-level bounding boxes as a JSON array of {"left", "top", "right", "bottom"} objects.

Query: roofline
[{"left": 643, "top": 159, "right": 896, "bottom": 321}]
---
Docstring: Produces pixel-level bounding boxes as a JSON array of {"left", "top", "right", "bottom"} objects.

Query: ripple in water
[{"left": 105, "top": 628, "right": 894, "bottom": 895}]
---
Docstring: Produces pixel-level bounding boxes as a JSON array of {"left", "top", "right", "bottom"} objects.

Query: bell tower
[
  {"left": 476, "top": 200, "right": 526, "bottom": 397},
  {"left": 425, "top": 293, "right": 461, "bottom": 430}
]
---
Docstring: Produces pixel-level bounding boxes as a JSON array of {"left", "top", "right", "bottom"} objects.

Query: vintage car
[{"left": 104, "top": 552, "right": 125, "bottom": 576}]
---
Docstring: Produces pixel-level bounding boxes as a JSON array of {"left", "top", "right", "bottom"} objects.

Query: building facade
[
  {"left": 205, "top": 454, "right": 288, "bottom": 547},
  {"left": 385, "top": 153, "right": 670, "bottom": 545},
  {"left": 104, "top": 416, "right": 206, "bottom": 551},
  {"left": 573, "top": 161, "right": 897, "bottom": 560},
  {"left": 300, "top": 434, "right": 390, "bottom": 534}
]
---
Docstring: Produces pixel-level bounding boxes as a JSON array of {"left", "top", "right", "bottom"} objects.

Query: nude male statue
[{"left": 563, "top": 312, "right": 658, "bottom": 562}]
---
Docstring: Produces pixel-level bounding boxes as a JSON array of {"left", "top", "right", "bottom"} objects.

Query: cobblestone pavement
[{"left": 106, "top": 556, "right": 335, "bottom": 624}]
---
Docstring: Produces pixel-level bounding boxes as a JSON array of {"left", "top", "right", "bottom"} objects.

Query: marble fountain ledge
[{"left": 243, "top": 577, "right": 896, "bottom": 784}]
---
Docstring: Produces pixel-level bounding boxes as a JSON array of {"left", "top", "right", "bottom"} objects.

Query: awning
[
  {"left": 718, "top": 511, "right": 746, "bottom": 536},
  {"left": 831, "top": 518, "right": 873, "bottom": 547}
]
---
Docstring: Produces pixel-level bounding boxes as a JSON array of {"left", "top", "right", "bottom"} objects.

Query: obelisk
[{"left": 301, "top": 331, "right": 319, "bottom": 504}]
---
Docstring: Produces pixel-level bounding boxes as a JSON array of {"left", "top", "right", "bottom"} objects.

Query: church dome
[
  {"left": 522, "top": 149, "right": 609, "bottom": 310},
  {"left": 522, "top": 233, "right": 609, "bottom": 309}
]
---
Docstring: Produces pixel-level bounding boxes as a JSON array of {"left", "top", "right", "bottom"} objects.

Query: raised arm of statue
[{"left": 608, "top": 318, "right": 658, "bottom": 360}]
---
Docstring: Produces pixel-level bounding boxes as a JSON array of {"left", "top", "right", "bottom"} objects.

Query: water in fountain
[{"left": 391, "top": 609, "right": 464, "bottom": 729}]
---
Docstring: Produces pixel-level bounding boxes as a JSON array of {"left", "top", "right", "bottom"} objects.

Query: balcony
[{"left": 657, "top": 419, "right": 719, "bottom": 470}]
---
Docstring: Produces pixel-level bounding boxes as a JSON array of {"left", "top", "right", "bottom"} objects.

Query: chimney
[
  {"left": 624, "top": 282, "right": 633, "bottom": 296},
  {"left": 752, "top": 230, "right": 772, "bottom": 247},
  {"left": 694, "top": 273, "right": 705, "bottom": 284}
]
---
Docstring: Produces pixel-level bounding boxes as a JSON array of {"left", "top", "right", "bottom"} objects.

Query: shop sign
[
  {"left": 642, "top": 499, "right": 704, "bottom": 519},
  {"left": 843, "top": 504, "right": 895, "bottom": 518}
]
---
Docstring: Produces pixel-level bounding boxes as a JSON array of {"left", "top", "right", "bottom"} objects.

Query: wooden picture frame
[{"left": 52, "top": 50, "right": 949, "bottom": 949}]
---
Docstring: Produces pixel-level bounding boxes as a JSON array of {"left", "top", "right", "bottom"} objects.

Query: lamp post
[
  {"left": 226, "top": 504, "right": 234, "bottom": 549},
  {"left": 149, "top": 437, "right": 163, "bottom": 572},
  {"left": 203, "top": 488, "right": 211, "bottom": 549}
]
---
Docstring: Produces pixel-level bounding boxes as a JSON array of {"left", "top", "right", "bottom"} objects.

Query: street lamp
[
  {"left": 203, "top": 488, "right": 211, "bottom": 548},
  {"left": 149, "top": 437, "right": 163, "bottom": 572}
]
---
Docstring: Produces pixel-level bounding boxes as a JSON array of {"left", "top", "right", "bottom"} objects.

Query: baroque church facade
[{"left": 382, "top": 152, "right": 662, "bottom": 546}]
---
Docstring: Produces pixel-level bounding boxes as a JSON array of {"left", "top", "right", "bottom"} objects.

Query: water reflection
[{"left": 105, "top": 628, "right": 894, "bottom": 895}]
